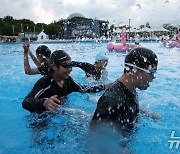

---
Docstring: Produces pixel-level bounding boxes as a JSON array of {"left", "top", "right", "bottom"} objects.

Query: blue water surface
[{"left": 0, "top": 41, "right": 179, "bottom": 154}]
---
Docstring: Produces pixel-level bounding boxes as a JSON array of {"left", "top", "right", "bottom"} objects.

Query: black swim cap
[
  {"left": 36, "top": 45, "right": 51, "bottom": 57},
  {"left": 125, "top": 47, "right": 158, "bottom": 70},
  {"left": 50, "top": 50, "right": 71, "bottom": 66}
]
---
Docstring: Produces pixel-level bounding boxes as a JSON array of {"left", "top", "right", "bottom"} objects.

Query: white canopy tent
[
  {"left": 37, "top": 31, "right": 49, "bottom": 42},
  {"left": 153, "top": 27, "right": 169, "bottom": 32},
  {"left": 137, "top": 27, "right": 154, "bottom": 32}
]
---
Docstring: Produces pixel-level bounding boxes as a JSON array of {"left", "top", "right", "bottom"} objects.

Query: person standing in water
[
  {"left": 72, "top": 51, "right": 109, "bottom": 80},
  {"left": 91, "top": 47, "right": 160, "bottom": 132},
  {"left": 22, "top": 50, "right": 112, "bottom": 114},
  {"left": 23, "top": 42, "right": 51, "bottom": 75}
]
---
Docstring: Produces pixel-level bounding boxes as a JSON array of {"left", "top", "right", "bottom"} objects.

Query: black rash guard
[
  {"left": 22, "top": 75, "right": 105, "bottom": 113},
  {"left": 38, "top": 61, "right": 50, "bottom": 76},
  {"left": 72, "top": 61, "right": 103, "bottom": 80},
  {"left": 92, "top": 80, "right": 139, "bottom": 130}
]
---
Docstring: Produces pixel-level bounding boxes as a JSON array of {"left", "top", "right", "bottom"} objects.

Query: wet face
[
  {"left": 53, "top": 60, "right": 72, "bottom": 80},
  {"left": 36, "top": 54, "right": 45, "bottom": 63},
  {"left": 135, "top": 65, "right": 157, "bottom": 90},
  {"left": 98, "top": 60, "right": 108, "bottom": 69}
]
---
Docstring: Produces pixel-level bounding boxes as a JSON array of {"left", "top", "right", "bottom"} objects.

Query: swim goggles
[
  {"left": 60, "top": 62, "right": 73, "bottom": 68},
  {"left": 124, "top": 63, "right": 156, "bottom": 76}
]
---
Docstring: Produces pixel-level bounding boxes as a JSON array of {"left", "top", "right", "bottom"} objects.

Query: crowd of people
[{"left": 22, "top": 41, "right": 160, "bottom": 134}]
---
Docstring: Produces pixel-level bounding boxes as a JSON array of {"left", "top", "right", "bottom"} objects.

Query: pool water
[{"left": 0, "top": 42, "right": 179, "bottom": 153}]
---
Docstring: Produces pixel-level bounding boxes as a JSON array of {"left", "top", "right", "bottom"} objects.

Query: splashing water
[{"left": 0, "top": 42, "right": 179, "bottom": 153}]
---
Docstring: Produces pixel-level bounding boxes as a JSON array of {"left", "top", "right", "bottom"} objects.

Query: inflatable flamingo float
[
  {"left": 162, "top": 32, "right": 180, "bottom": 48},
  {"left": 107, "top": 28, "right": 137, "bottom": 52}
]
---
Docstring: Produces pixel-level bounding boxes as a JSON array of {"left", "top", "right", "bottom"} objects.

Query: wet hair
[
  {"left": 124, "top": 47, "right": 158, "bottom": 73},
  {"left": 35, "top": 45, "right": 51, "bottom": 57},
  {"left": 50, "top": 50, "right": 71, "bottom": 68}
]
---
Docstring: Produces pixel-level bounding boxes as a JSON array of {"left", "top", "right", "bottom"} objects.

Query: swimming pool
[{"left": 0, "top": 42, "right": 179, "bottom": 153}]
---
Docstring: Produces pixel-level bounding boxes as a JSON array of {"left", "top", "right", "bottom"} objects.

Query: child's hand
[{"left": 23, "top": 41, "right": 30, "bottom": 54}]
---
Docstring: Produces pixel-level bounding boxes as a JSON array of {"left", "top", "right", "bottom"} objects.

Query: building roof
[{"left": 67, "top": 13, "right": 85, "bottom": 20}]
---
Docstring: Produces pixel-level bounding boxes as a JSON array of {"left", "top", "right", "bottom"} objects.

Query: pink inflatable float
[
  {"left": 163, "top": 32, "right": 180, "bottom": 48},
  {"left": 163, "top": 40, "right": 180, "bottom": 48},
  {"left": 107, "top": 28, "right": 137, "bottom": 52}
]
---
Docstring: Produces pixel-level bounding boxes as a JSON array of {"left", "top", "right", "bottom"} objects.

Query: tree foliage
[{"left": 0, "top": 16, "right": 64, "bottom": 36}]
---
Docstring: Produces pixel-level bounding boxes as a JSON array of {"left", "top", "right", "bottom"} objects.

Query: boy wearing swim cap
[
  {"left": 72, "top": 51, "right": 108, "bottom": 80},
  {"left": 23, "top": 42, "right": 51, "bottom": 75},
  {"left": 91, "top": 47, "right": 160, "bottom": 132},
  {"left": 22, "top": 50, "right": 111, "bottom": 114}
]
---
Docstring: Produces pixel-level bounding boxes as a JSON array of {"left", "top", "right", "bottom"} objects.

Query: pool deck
[{"left": 1, "top": 39, "right": 161, "bottom": 44}]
